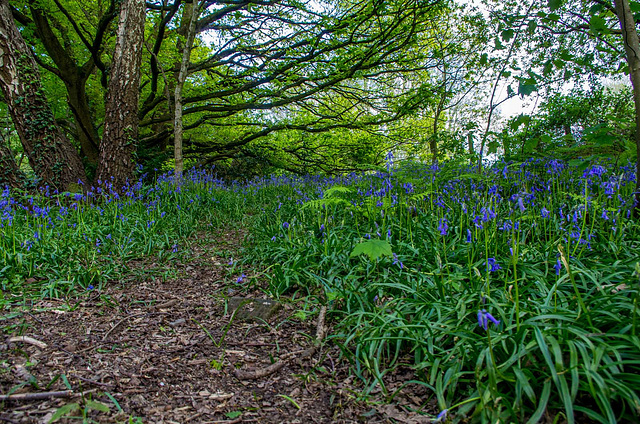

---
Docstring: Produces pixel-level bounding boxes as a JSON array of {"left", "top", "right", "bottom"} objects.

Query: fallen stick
[
  {"left": 234, "top": 305, "right": 327, "bottom": 380},
  {"left": 102, "top": 312, "right": 146, "bottom": 341},
  {"left": 0, "top": 390, "right": 73, "bottom": 401},
  {"left": 8, "top": 336, "right": 47, "bottom": 349}
]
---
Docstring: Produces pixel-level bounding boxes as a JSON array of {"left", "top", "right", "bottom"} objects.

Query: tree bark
[
  {"left": 95, "top": 0, "right": 145, "bottom": 189},
  {"left": 613, "top": 0, "right": 640, "bottom": 217},
  {"left": 0, "top": 135, "right": 24, "bottom": 189},
  {"left": 0, "top": 0, "right": 87, "bottom": 191},
  {"left": 174, "top": 0, "right": 201, "bottom": 178}
]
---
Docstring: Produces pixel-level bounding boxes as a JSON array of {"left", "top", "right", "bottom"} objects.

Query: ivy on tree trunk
[{"left": 0, "top": 0, "right": 87, "bottom": 191}]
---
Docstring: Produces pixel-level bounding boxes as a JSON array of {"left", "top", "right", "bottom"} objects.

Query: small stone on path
[{"left": 227, "top": 297, "right": 281, "bottom": 321}]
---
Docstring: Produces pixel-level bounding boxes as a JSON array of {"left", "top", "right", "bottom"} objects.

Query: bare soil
[{"left": 1, "top": 228, "right": 438, "bottom": 423}]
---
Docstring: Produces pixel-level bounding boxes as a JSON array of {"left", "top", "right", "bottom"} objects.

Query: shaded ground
[{"left": 1, "top": 228, "right": 437, "bottom": 423}]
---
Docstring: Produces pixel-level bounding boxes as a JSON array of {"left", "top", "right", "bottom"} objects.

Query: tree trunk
[
  {"left": 174, "top": 0, "right": 200, "bottom": 179},
  {"left": 95, "top": 0, "right": 145, "bottom": 189},
  {"left": 0, "top": 0, "right": 87, "bottom": 191},
  {"left": 65, "top": 76, "right": 100, "bottom": 165},
  {"left": 0, "top": 135, "right": 24, "bottom": 189},
  {"left": 613, "top": 0, "right": 640, "bottom": 217}
]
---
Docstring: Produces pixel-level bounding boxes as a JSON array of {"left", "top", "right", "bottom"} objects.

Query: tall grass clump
[{"left": 246, "top": 156, "right": 640, "bottom": 423}]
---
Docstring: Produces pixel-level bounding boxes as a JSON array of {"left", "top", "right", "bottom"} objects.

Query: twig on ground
[
  {"left": 8, "top": 336, "right": 47, "bottom": 349},
  {"left": 0, "top": 390, "right": 73, "bottom": 401},
  {"left": 69, "top": 374, "right": 115, "bottom": 388},
  {"left": 152, "top": 299, "right": 179, "bottom": 309},
  {"left": 234, "top": 306, "right": 328, "bottom": 380},
  {"left": 102, "top": 312, "right": 146, "bottom": 341}
]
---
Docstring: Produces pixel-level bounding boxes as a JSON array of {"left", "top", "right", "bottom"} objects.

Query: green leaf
[
  {"left": 548, "top": 0, "right": 562, "bottom": 11},
  {"left": 526, "top": 381, "right": 551, "bottom": 424},
  {"left": 85, "top": 400, "right": 110, "bottom": 413},
  {"left": 323, "top": 186, "right": 352, "bottom": 198},
  {"left": 479, "top": 53, "right": 488, "bottom": 65},
  {"left": 589, "top": 16, "right": 609, "bottom": 34},
  {"left": 501, "top": 29, "right": 514, "bottom": 42},
  {"left": 49, "top": 403, "right": 80, "bottom": 423},
  {"left": 350, "top": 239, "right": 393, "bottom": 261},
  {"left": 225, "top": 411, "right": 242, "bottom": 419},
  {"left": 518, "top": 82, "right": 537, "bottom": 97}
]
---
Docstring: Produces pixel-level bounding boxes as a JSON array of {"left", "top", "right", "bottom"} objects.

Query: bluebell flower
[
  {"left": 282, "top": 222, "right": 289, "bottom": 229},
  {"left": 87, "top": 285, "right": 94, "bottom": 291},
  {"left": 554, "top": 258, "right": 562, "bottom": 275},
  {"left": 518, "top": 197, "right": 526, "bottom": 213},
  {"left": 487, "top": 258, "right": 501, "bottom": 272},
  {"left": 271, "top": 236, "right": 276, "bottom": 241},
  {"left": 477, "top": 309, "right": 500, "bottom": 330},
  {"left": 541, "top": 207, "right": 550, "bottom": 218},
  {"left": 472, "top": 215, "right": 483, "bottom": 229},
  {"left": 434, "top": 409, "right": 448, "bottom": 422},
  {"left": 236, "top": 274, "right": 247, "bottom": 283},
  {"left": 438, "top": 218, "right": 448, "bottom": 236},
  {"left": 392, "top": 253, "right": 403, "bottom": 270},
  {"left": 466, "top": 229, "right": 472, "bottom": 243},
  {"left": 588, "top": 165, "right": 606, "bottom": 178}
]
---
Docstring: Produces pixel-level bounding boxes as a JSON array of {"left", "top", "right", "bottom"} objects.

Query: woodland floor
[{"left": 0, "top": 228, "right": 438, "bottom": 423}]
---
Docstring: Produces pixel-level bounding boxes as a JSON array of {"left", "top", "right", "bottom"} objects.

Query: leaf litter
[{"left": 1, "top": 228, "right": 438, "bottom": 423}]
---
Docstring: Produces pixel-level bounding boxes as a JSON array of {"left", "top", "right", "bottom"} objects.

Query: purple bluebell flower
[
  {"left": 434, "top": 409, "right": 448, "bottom": 422},
  {"left": 236, "top": 274, "right": 247, "bottom": 283},
  {"left": 228, "top": 258, "right": 234, "bottom": 265},
  {"left": 472, "top": 215, "right": 483, "bottom": 229},
  {"left": 541, "top": 207, "right": 550, "bottom": 218},
  {"left": 554, "top": 258, "right": 562, "bottom": 275},
  {"left": 466, "top": 229, "right": 472, "bottom": 243},
  {"left": 477, "top": 309, "right": 500, "bottom": 330},
  {"left": 271, "top": 236, "right": 276, "bottom": 241},
  {"left": 518, "top": 197, "right": 526, "bottom": 213},
  {"left": 587, "top": 165, "right": 606, "bottom": 178},
  {"left": 392, "top": 253, "right": 403, "bottom": 270},
  {"left": 282, "top": 222, "right": 289, "bottom": 229},
  {"left": 438, "top": 218, "right": 448, "bottom": 236},
  {"left": 487, "top": 258, "right": 501, "bottom": 272},
  {"left": 87, "top": 285, "right": 94, "bottom": 291}
]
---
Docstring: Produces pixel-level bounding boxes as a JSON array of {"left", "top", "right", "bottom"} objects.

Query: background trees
[
  {"left": 1, "top": 0, "right": 450, "bottom": 187},
  {"left": 0, "top": 0, "right": 638, "bottom": 205}
]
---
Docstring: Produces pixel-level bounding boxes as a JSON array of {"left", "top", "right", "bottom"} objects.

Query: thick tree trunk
[
  {"left": 0, "top": 136, "right": 24, "bottom": 189},
  {"left": 613, "top": 0, "right": 640, "bottom": 217},
  {"left": 95, "top": 0, "right": 145, "bottom": 189},
  {"left": 65, "top": 77, "right": 100, "bottom": 165},
  {"left": 174, "top": 0, "right": 200, "bottom": 178},
  {"left": 0, "top": 0, "right": 87, "bottom": 191}
]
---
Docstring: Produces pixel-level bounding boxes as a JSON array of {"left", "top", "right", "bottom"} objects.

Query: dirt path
[{"left": 1, "top": 229, "right": 436, "bottom": 423}]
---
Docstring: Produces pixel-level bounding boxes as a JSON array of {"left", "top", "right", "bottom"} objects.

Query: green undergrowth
[
  {"left": 242, "top": 158, "right": 640, "bottom": 423},
  {"left": 2, "top": 159, "right": 640, "bottom": 422}
]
